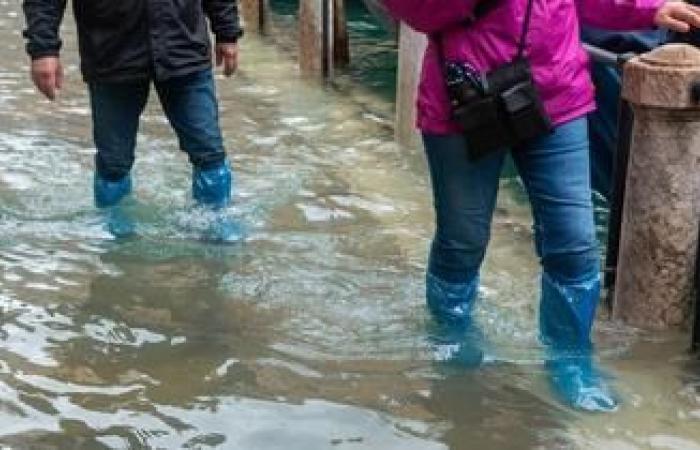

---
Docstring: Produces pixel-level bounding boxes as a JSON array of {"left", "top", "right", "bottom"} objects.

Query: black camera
[{"left": 446, "top": 58, "right": 553, "bottom": 160}]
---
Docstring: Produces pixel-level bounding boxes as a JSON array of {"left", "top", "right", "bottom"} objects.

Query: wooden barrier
[
  {"left": 240, "top": 0, "right": 269, "bottom": 34},
  {"left": 299, "top": 0, "right": 350, "bottom": 79},
  {"left": 395, "top": 23, "right": 427, "bottom": 148},
  {"left": 333, "top": 0, "right": 350, "bottom": 69}
]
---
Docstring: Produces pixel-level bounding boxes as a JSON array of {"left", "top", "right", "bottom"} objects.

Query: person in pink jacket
[{"left": 383, "top": 0, "right": 700, "bottom": 412}]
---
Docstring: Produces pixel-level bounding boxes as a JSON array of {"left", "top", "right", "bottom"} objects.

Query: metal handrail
[
  {"left": 583, "top": 44, "right": 635, "bottom": 315},
  {"left": 583, "top": 44, "right": 635, "bottom": 68}
]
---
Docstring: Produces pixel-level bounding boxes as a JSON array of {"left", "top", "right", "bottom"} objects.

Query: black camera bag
[{"left": 437, "top": 0, "right": 553, "bottom": 160}]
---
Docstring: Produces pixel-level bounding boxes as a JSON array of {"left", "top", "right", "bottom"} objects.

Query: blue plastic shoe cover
[
  {"left": 193, "top": 162, "right": 232, "bottom": 210},
  {"left": 426, "top": 272, "right": 484, "bottom": 367},
  {"left": 94, "top": 174, "right": 132, "bottom": 208},
  {"left": 94, "top": 174, "right": 135, "bottom": 237},
  {"left": 540, "top": 272, "right": 618, "bottom": 412}
]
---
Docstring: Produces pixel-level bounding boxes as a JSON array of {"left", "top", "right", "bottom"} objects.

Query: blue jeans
[
  {"left": 423, "top": 117, "right": 599, "bottom": 286},
  {"left": 89, "top": 69, "right": 227, "bottom": 181}
]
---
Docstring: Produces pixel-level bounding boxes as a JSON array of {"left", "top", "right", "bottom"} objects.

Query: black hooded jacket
[{"left": 22, "top": 0, "right": 243, "bottom": 82}]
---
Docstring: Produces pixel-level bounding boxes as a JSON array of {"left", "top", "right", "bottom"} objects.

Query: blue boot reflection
[{"left": 192, "top": 161, "right": 244, "bottom": 243}]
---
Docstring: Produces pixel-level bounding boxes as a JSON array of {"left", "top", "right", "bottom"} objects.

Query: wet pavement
[{"left": 1, "top": 1, "right": 699, "bottom": 448}]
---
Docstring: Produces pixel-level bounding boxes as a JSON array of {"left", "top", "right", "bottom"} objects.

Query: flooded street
[{"left": 1, "top": 1, "right": 700, "bottom": 448}]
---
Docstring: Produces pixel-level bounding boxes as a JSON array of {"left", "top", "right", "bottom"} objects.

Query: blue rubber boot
[
  {"left": 192, "top": 162, "right": 242, "bottom": 242},
  {"left": 540, "top": 272, "right": 618, "bottom": 412},
  {"left": 94, "top": 174, "right": 135, "bottom": 238},
  {"left": 426, "top": 273, "right": 484, "bottom": 367}
]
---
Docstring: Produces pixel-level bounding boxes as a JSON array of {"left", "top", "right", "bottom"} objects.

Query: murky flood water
[{"left": 1, "top": 1, "right": 700, "bottom": 449}]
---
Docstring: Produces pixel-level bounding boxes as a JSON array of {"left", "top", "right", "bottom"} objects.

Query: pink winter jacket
[{"left": 384, "top": 0, "right": 663, "bottom": 134}]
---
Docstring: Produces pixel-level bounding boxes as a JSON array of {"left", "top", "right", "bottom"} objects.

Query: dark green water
[{"left": 269, "top": 0, "right": 398, "bottom": 99}]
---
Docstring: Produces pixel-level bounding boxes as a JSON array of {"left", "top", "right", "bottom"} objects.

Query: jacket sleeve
[
  {"left": 22, "top": 0, "right": 67, "bottom": 59},
  {"left": 204, "top": 0, "right": 244, "bottom": 43},
  {"left": 577, "top": 0, "right": 663, "bottom": 31},
  {"left": 382, "top": 0, "right": 482, "bottom": 33}
]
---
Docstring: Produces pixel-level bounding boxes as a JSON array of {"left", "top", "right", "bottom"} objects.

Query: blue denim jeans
[
  {"left": 423, "top": 117, "right": 599, "bottom": 287},
  {"left": 89, "top": 69, "right": 227, "bottom": 181}
]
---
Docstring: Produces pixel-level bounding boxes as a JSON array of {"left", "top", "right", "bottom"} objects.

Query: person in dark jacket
[
  {"left": 582, "top": 28, "right": 666, "bottom": 201},
  {"left": 22, "top": 0, "right": 244, "bottom": 239},
  {"left": 584, "top": 26, "right": 700, "bottom": 202}
]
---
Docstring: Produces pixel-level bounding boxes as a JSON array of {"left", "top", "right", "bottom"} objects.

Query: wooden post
[
  {"left": 395, "top": 23, "right": 427, "bottom": 148},
  {"left": 299, "top": 0, "right": 324, "bottom": 76},
  {"left": 333, "top": 0, "right": 350, "bottom": 69},
  {"left": 240, "top": 0, "right": 268, "bottom": 34},
  {"left": 613, "top": 44, "right": 700, "bottom": 331},
  {"left": 299, "top": 0, "right": 349, "bottom": 78}
]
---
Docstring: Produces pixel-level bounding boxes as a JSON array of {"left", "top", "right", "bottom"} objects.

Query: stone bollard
[
  {"left": 613, "top": 44, "right": 700, "bottom": 331},
  {"left": 694, "top": 228, "right": 700, "bottom": 349},
  {"left": 395, "top": 23, "right": 427, "bottom": 148}
]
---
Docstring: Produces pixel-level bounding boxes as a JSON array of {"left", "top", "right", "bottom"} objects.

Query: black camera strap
[
  {"left": 434, "top": 0, "right": 536, "bottom": 67},
  {"left": 516, "top": 0, "right": 535, "bottom": 60},
  {"left": 433, "top": 0, "right": 553, "bottom": 159}
]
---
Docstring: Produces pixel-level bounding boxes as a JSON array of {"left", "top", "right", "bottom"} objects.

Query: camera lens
[{"left": 446, "top": 62, "right": 466, "bottom": 86}]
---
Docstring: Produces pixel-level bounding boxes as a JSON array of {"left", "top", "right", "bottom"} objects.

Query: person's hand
[
  {"left": 655, "top": 1, "right": 700, "bottom": 33},
  {"left": 216, "top": 42, "right": 239, "bottom": 77},
  {"left": 31, "top": 56, "right": 63, "bottom": 101}
]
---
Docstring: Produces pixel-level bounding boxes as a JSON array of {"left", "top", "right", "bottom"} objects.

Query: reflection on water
[{"left": 1, "top": 0, "right": 699, "bottom": 448}]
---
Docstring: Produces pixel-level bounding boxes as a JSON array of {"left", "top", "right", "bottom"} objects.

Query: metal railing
[{"left": 583, "top": 44, "right": 634, "bottom": 310}]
